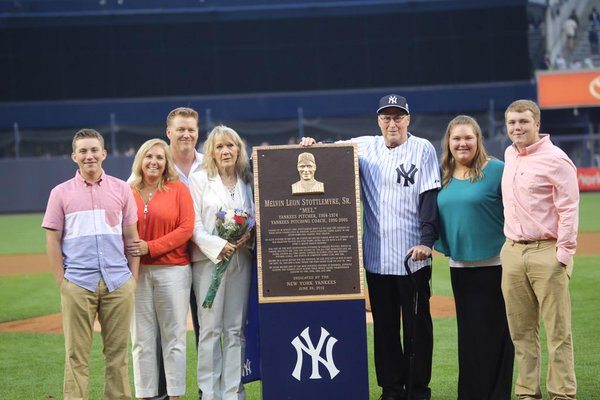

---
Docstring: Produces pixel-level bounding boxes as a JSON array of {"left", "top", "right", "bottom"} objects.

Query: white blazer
[{"left": 189, "top": 169, "right": 254, "bottom": 264}]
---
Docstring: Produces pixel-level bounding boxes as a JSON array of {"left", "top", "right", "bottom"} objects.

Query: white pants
[
  {"left": 193, "top": 250, "right": 252, "bottom": 400},
  {"left": 131, "top": 264, "right": 192, "bottom": 398}
]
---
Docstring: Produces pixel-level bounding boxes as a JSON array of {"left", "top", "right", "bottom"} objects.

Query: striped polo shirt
[
  {"left": 42, "top": 170, "right": 138, "bottom": 292},
  {"left": 347, "top": 134, "right": 441, "bottom": 275}
]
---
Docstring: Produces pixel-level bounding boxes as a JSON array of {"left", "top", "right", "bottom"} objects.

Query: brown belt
[{"left": 509, "top": 238, "right": 552, "bottom": 245}]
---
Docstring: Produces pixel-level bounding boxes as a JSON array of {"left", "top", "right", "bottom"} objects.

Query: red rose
[{"left": 234, "top": 214, "right": 244, "bottom": 225}]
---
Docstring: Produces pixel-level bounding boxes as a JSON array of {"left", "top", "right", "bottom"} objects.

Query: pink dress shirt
[{"left": 502, "top": 134, "right": 579, "bottom": 267}]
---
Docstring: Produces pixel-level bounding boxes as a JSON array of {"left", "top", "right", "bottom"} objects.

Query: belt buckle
[{"left": 515, "top": 239, "right": 531, "bottom": 245}]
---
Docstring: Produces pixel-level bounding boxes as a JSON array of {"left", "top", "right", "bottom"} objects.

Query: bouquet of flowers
[{"left": 202, "top": 208, "right": 255, "bottom": 308}]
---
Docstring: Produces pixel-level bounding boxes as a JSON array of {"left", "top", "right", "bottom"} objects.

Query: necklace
[
  {"left": 225, "top": 181, "right": 237, "bottom": 199},
  {"left": 142, "top": 191, "right": 153, "bottom": 214},
  {"left": 221, "top": 173, "right": 237, "bottom": 199},
  {"left": 141, "top": 184, "right": 158, "bottom": 213}
]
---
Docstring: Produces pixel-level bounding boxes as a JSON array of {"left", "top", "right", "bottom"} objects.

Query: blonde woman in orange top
[{"left": 127, "top": 138, "right": 194, "bottom": 400}]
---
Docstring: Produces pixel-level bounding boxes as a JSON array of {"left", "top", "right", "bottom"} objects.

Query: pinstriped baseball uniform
[{"left": 346, "top": 133, "right": 441, "bottom": 275}]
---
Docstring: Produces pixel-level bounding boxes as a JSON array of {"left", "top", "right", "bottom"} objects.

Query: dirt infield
[
  {"left": 1, "top": 232, "right": 598, "bottom": 334},
  {"left": 0, "top": 296, "right": 456, "bottom": 334},
  {"left": 0, "top": 253, "right": 458, "bottom": 333},
  {"left": 0, "top": 253, "right": 52, "bottom": 276},
  {"left": 0, "top": 310, "right": 195, "bottom": 334},
  {"left": 2, "top": 233, "right": 598, "bottom": 277}
]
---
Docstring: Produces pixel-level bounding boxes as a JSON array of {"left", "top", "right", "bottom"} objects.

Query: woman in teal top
[{"left": 435, "top": 116, "right": 514, "bottom": 400}]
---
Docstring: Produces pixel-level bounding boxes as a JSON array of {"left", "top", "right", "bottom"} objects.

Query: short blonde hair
[
  {"left": 72, "top": 128, "right": 104, "bottom": 152},
  {"left": 505, "top": 99, "right": 540, "bottom": 123},
  {"left": 130, "top": 139, "right": 179, "bottom": 192},
  {"left": 203, "top": 125, "right": 251, "bottom": 183},
  {"left": 166, "top": 107, "right": 199, "bottom": 126},
  {"left": 440, "top": 115, "right": 489, "bottom": 187}
]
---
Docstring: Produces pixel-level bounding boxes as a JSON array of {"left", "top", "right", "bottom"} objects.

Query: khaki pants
[
  {"left": 500, "top": 239, "right": 576, "bottom": 400},
  {"left": 61, "top": 276, "right": 136, "bottom": 400}
]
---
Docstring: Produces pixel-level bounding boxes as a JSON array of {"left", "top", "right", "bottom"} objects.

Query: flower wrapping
[{"left": 202, "top": 208, "right": 255, "bottom": 308}]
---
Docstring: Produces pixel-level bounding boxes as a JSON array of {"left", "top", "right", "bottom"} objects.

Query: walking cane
[{"left": 403, "top": 251, "right": 432, "bottom": 400}]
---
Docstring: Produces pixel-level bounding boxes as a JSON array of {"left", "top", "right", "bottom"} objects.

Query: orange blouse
[{"left": 133, "top": 180, "right": 194, "bottom": 266}]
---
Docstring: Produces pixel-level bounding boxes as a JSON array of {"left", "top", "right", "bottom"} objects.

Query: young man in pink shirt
[
  {"left": 43, "top": 129, "right": 140, "bottom": 400},
  {"left": 500, "top": 100, "right": 579, "bottom": 400}
]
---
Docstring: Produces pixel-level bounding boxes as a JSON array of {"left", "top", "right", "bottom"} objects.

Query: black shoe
[
  {"left": 379, "top": 391, "right": 406, "bottom": 400},
  {"left": 405, "top": 393, "right": 430, "bottom": 400}
]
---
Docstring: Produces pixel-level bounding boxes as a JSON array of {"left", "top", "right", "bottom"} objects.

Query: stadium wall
[
  {"left": 0, "top": 156, "right": 134, "bottom": 214},
  {"left": 0, "top": 81, "right": 535, "bottom": 129},
  {"left": 1, "top": 4, "right": 530, "bottom": 102}
]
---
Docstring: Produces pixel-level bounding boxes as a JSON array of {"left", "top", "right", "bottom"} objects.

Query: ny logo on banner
[
  {"left": 242, "top": 358, "right": 252, "bottom": 377},
  {"left": 291, "top": 327, "right": 340, "bottom": 381},
  {"left": 396, "top": 163, "right": 418, "bottom": 187}
]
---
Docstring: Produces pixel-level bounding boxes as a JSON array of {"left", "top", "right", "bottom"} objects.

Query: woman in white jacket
[{"left": 189, "top": 125, "right": 254, "bottom": 400}]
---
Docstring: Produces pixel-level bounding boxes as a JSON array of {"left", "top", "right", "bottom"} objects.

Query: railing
[
  {"left": 546, "top": 0, "right": 591, "bottom": 61},
  {"left": 4, "top": 114, "right": 600, "bottom": 169},
  {"left": 1, "top": 128, "right": 599, "bottom": 213}
]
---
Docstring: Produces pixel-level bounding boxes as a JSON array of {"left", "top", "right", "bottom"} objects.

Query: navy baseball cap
[{"left": 377, "top": 94, "right": 410, "bottom": 115}]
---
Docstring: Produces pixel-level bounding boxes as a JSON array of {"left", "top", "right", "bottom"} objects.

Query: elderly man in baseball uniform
[{"left": 301, "top": 94, "right": 440, "bottom": 400}]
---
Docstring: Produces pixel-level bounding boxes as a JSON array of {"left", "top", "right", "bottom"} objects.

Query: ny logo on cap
[{"left": 388, "top": 96, "right": 397, "bottom": 104}]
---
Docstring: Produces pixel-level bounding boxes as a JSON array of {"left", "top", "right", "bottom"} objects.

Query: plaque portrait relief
[{"left": 291, "top": 152, "right": 325, "bottom": 195}]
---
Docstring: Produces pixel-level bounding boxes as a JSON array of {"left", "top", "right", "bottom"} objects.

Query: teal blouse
[{"left": 434, "top": 159, "right": 504, "bottom": 262}]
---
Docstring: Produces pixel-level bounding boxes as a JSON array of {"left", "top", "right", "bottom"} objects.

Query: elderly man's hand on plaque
[{"left": 300, "top": 137, "right": 317, "bottom": 147}]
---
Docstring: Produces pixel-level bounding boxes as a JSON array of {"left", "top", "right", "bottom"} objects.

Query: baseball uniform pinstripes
[{"left": 346, "top": 133, "right": 441, "bottom": 276}]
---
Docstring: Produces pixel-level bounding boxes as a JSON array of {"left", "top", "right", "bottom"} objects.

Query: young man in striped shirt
[
  {"left": 43, "top": 129, "right": 140, "bottom": 400},
  {"left": 302, "top": 94, "right": 440, "bottom": 400}
]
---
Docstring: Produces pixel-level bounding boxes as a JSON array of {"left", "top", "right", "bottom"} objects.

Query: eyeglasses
[{"left": 378, "top": 114, "right": 408, "bottom": 124}]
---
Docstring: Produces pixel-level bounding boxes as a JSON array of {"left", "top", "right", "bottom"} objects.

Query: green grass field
[
  {"left": 0, "top": 213, "right": 45, "bottom": 255},
  {"left": 2, "top": 192, "right": 599, "bottom": 257},
  {"left": 578, "top": 192, "right": 600, "bottom": 232},
  {"left": 0, "top": 261, "right": 462, "bottom": 399},
  {"left": 0, "top": 193, "right": 599, "bottom": 399},
  {"left": 2, "top": 258, "right": 599, "bottom": 399}
]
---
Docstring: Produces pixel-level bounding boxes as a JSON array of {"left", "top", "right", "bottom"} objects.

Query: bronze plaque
[{"left": 253, "top": 144, "right": 364, "bottom": 303}]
